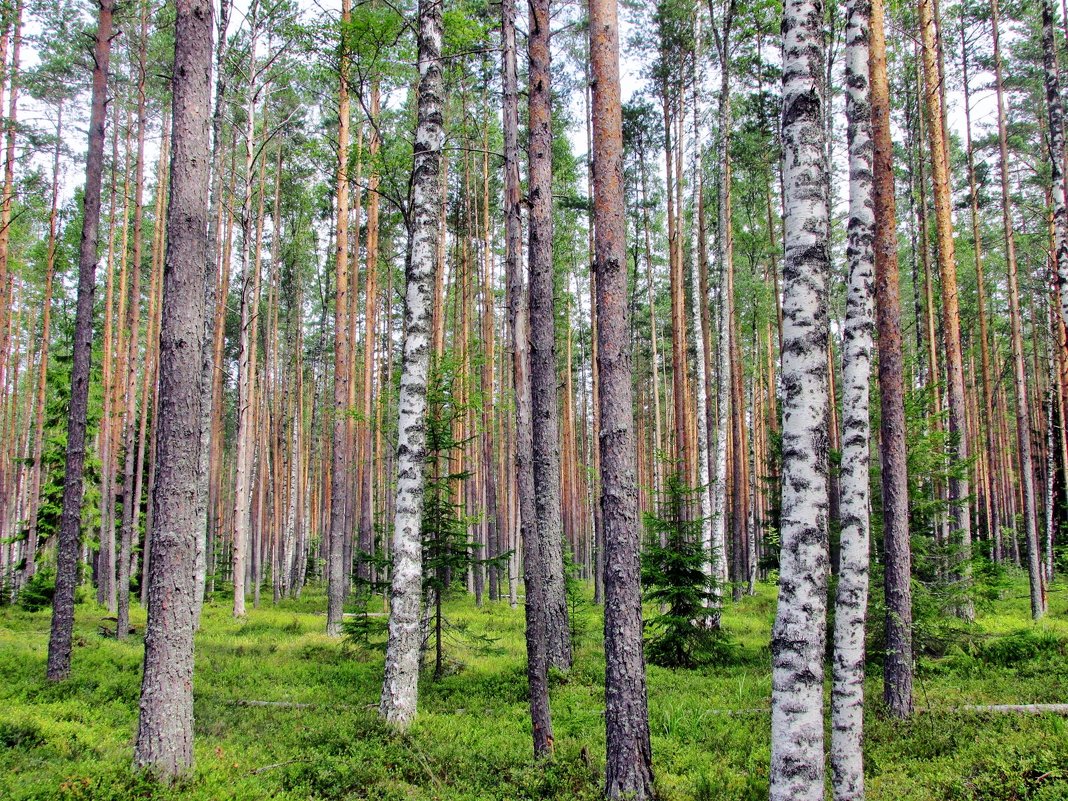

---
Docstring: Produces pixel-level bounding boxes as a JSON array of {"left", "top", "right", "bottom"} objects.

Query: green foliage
[
  {"left": 16, "top": 566, "right": 56, "bottom": 612},
  {"left": 3, "top": 578, "right": 1068, "bottom": 800},
  {"left": 564, "top": 548, "right": 593, "bottom": 648},
  {"left": 641, "top": 472, "right": 724, "bottom": 668},
  {"left": 421, "top": 357, "right": 506, "bottom": 678},
  {"left": 971, "top": 629, "right": 1067, "bottom": 668}
]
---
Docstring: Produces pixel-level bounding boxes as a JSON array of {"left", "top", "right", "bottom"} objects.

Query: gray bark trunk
[
  {"left": 591, "top": 1, "right": 654, "bottom": 797},
  {"left": 46, "top": 0, "right": 115, "bottom": 683},
  {"left": 133, "top": 0, "right": 212, "bottom": 775},
  {"left": 504, "top": 0, "right": 553, "bottom": 756},
  {"left": 527, "top": 0, "right": 571, "bottom": 673}
]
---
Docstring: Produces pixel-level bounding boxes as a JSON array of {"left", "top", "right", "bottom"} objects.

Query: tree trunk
[
  {"left": 831, "top": 0, "right": 874, "bottom": 793},
  {"left": 360, "top": 83, "right": 382, "bottom": 584},
  {"left": 688, "top": 7, "right": 714, "bottom": 616},
  {"left": 591, "top": 0, "right": 654, "bottom": 796},
  {"left": 962, "top": 19, "right": 999, "bottom": 559},
  {"left": 46, "top": 0, "right": 114, "bottom": 683},
  {"left": 769, "top": 0, "right": 830, "bottom": 794},
  {"left": 326, "top": 0, "right": 352, "bottom": 636},
  {"left": 527, "top": 0, "right": 572, "bottom": 672},
  {"left": 231, "top": 16, "right": 261, "bottom": 618},
  {"left": 502, "top": 0, "right": 553, "bottom": 755},
  {"left": 709, "top": 1, "right": 734, "bottom": 613},
  {"left": 194, "top": 0, "right": 232, "bottom": 625},
  {"left": 872, "top": 0, "right": 914, "bottom": 718},
  {"left": 919, "top": 0, "right": 972, "bottom": 611},
  {"left": 116, "top": 3, "right": 150, "bottom": 639},
  {"left": 379, "top": 0, "right": 442, "bottom": 728},
  {"left": 999, "top": 0, "right": 1045, "bottom": 618},
  {"left": 1046, "top": 7, "right": 1068, "bottom": 349},
  {"left": 480, "top": 123, "right": 500, "bottom": 602},
  {"left": 23, "top": 104, "right": 62, "bottom": 586},
  {"left": 133, "top": 0, "right": 211, "bottom": 775}
]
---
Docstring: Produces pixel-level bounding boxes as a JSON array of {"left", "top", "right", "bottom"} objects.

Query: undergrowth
[{"left": 2, "top": 573, "right": 1067, "bottom": 800}]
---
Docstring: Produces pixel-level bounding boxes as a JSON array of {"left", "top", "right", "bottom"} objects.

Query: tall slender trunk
[
  {"left": 379, "top": 0, "right": 442, "bottom": 727},
  {"left": 134, "top": 0, "right": 211, "bottom": 773},
  {"left": 97, "top": 114, "right": 120, "bottom": 611},
  {"left": 831, "top": 0, "right": 874, "bottom": 793},
  {"left": 326, "top": 0, "right": 352, "bottom": 636},
  {"left": 231, "top": 12, "right": 261, "bottom": 617},
  {"left": 527, "top": 0, "right": 571, "bottom": 671},
  {"left": 962, "top": 20, "right": 999, "bottom": 555},
  {"left": 591, "top": 0, "right": 653, "bottom": 795},
  {"left": 360, "top": 84, "right": 381, "bottom": 583},
  {"left": 1046, "top": 0, "right": 1068, "bottom": 339},
  {"left": 872, "top": 0, "right": 913, "bottom": 718},
  {"left": 195, "top": 0, "right": 232, "bottom": 625},
  {"left": 919, "top": 0, "right": 972, "bottom": 609},
  {"left": 22, "top": 104, "right": 62, "bottom": 584},
  {"left": 505, "top": 0, "right": 551, "bottom": 752},
  {"left": 139, "top": 121, "right": 170, "bottom": 604},
  {"left": 998, "top": 0, "right": 1044, "bottom": 616},
  {"left": 480, "top": 121, "right": 499, "bottom": 601},
  {"left": 117, "top": 3, "right": 150, "bottom": 639},
  {"left": 769, "top": 0, "right": 831, "bottom": 793},
  {"left": 709, "top": 1, "right": 734, "bottom": 611},
  {"left": 46, "top": 0, "right": 115, "bottom": 683},
  {"left": 688, "top": 6, "right": 713, "bottom": 614}
]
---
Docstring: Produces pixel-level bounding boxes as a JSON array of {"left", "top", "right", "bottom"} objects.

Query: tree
[
  {"left": 326, "top": 0, "right": 353, "bottom": 638},
  {"left": 133, "top": 0, "right": 212, "bottom": 776},
  {"left": 831, "top": 0, "right": 874, "bottom": 792},
  {"left": 642, "top": 472, "right": 719, "bottom": 668},
  {"left": 708, "top": 0, "right": 735, "bottom": 617},
  {"left": 917, "top": 0, "right": 972, "bottom": 612},
  {"left": 46, "top": 0, "right": 115, "bottom": 683},
  {"left": 871, "top": 0, "right": 913, "bottom": 719},
  {"left": 379, "top": 0, "right": 443, "bottom": 728},
  {"left": 591, "top": 0, "right": 653, "bottom": 795},
  {"left": 116, "top": 0, "right": 151, "bottom": 641},
  {"left": 1044, "top": 0, "right": 1068, "bottom": 340},
  {"left": 768, "top": 0, "right": 831, "bottom": 795},
  {"left": 503, "top": 0, "right": 553, "bottom": 757},
  {"left": 528, "top": 0, "right": 571, "bottom": 673}
]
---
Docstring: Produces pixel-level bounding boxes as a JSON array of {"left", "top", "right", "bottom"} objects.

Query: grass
[{"left": 2, "top": 574, "right": 1068, "bottom": 800}]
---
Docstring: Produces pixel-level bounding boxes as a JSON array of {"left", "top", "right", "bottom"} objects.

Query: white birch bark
[
  {"left": 830, "top": 0, "right": 874, "bottom": 795},
  {"left": 379, "top": 0, "right": 443, "bottom": 728},
  {"left": 1042, "top": 0, "right": 1068, "bottom": 338},
  {"left": 709, "top": 17, "right": 733, "bottom": 611},
  {"left": 769, "top": 0, "right": 830, "bottom": 794},
  {"left": 689, "top": 7, "right": 713, "bottom": 602},
  {"left": 231, "top": 17, "right": 258, "bottom": 619}
]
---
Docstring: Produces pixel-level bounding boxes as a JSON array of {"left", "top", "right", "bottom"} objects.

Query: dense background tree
[{"left": 4, "top": 0, "right": 1068, "bottom": 794}]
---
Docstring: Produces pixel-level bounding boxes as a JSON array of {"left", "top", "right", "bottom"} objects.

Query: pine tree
[{"left": 641, "top": 472, "right": 719, "bottom": 668}]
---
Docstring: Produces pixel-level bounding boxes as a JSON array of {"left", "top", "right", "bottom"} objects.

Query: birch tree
[
  {"left": 830, "top": 0, "right": 874, "bottom": 792},
  {"left": 768, "top": 0, "right": 830, "bottom": 794},
  {"left": 379, "top": 0, "right": 443, "bottom": 728},
  {"left": 1042, "top": 0, "right": 1068, "bottom": 340},
  {"left": 708, "top": 0, "right": 735, "bottom": 614}
]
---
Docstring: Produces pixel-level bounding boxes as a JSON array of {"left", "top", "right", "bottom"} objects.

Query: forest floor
[{"left": 3, "top": 574, "right": 1068, "bottom": 800}]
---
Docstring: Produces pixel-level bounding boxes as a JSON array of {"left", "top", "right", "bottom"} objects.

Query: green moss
[{"left": 2, "top": 577, "right": 1068, "bottom": 799}]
